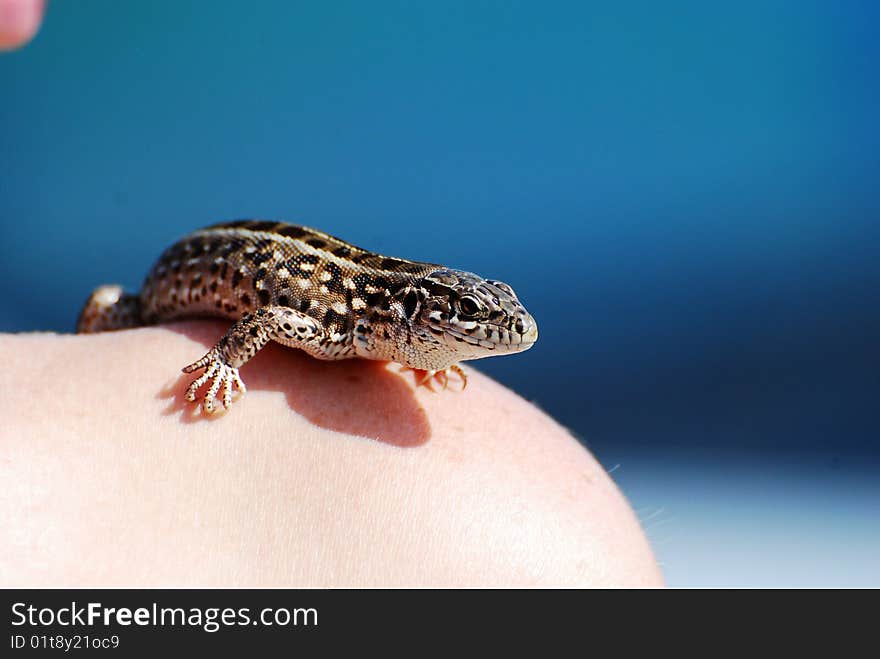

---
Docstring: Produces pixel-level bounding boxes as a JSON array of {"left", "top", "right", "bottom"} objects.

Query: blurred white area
[{"left": 606, "top": 448, "right": 880, "bottom": 587}]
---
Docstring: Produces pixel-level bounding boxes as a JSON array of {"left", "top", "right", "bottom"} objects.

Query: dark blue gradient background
[{"left": 2, "top": 2, "right": 878, "bottom": 586}]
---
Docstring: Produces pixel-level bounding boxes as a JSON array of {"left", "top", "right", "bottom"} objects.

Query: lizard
[{"left": 77, "top": 219, "right": 539, "bottom": 413}]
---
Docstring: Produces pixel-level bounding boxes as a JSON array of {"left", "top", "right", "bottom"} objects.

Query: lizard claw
[
  {"left": 182, "top": 351, "right": 246, "bottom": 413},
  {"left": 448, "top": 364, "right": 467, "bottom": 390}
]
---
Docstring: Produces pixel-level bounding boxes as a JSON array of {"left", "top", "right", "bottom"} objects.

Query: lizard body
[{"left": 78, "top": 220, "right": 538, "bottom": 412}]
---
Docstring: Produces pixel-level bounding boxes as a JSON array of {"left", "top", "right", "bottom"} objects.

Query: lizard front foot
[
  {"left": 401, "top": 365, "right": 467, "bottom": 391},
  {"left": 182, "top": 351, "right": 247, "bottom": 413}
]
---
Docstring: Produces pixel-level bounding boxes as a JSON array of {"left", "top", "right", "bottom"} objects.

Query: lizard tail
[{"left": 77, "top": 285, "right": 143, "bottom": 333}]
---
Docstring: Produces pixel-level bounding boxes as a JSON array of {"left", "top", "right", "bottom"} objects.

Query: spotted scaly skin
[{"left": 77, "top": 220, "right": 539, "bottom": 413}]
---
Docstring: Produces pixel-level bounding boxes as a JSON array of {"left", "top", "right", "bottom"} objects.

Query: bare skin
[
  {"left": 0, "top": 323, "right": 662, "bottom": 587},
  {"left": 0, "top": 0, "right": 44, "bottom": 50}
]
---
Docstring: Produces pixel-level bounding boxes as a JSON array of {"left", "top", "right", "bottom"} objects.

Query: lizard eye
[{"left": 457, "top": 296, "right": 481, "bottom": 317}]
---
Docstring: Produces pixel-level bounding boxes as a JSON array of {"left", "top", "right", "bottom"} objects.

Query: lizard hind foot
[
  {"left": 182, "top": 351, "right": 246, "bottom": 413},
  {"left": 77, "top": 285, "right": 143, "bottom": 333}
]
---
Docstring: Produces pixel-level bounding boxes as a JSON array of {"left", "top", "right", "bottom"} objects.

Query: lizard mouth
[
  {"left": 436, "top": 325, "right": 498, "bottom": 350},
  {"left": 433, "top": 324, "right": 537, "bottom": 351}
]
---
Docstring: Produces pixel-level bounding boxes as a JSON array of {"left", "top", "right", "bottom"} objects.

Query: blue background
[{"left": 2, "top": 1, "right": 878, "bottom": 586}]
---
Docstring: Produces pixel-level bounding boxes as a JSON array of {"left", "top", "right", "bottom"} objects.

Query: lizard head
[{"left": 411, "top": 269, "right": 538, "bottom": 364}]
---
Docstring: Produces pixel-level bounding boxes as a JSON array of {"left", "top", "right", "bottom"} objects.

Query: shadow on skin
[{"left": 156, "top": 321, "right": 432, "bottom": 447}]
